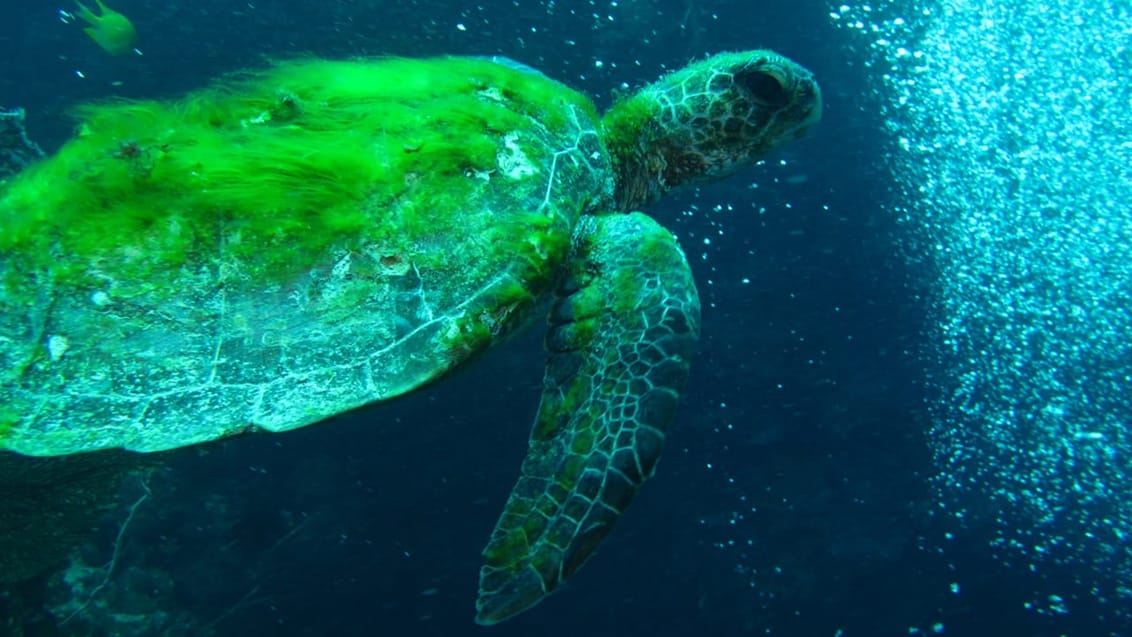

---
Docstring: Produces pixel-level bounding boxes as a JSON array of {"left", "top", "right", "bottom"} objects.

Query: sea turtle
[{"left": 0, "top": 50, "right": 820, "bottom": 623}]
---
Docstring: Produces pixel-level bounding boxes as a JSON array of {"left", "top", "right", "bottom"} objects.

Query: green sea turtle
[{"left": 0, "top": 50, "right": 820, "bottom": 623}]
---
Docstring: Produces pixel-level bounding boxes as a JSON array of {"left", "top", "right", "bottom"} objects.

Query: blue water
[{"left": 3, "top": 0, "right": 1129, "bottom": 635}]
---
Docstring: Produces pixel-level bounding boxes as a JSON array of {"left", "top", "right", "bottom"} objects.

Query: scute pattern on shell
[{"left": 0, "top": 59, "right": 613, "bottom": 455}]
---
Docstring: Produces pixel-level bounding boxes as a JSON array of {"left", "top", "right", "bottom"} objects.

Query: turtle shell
[{"left": 0, "top": 57, "right": 614, "bottom": 455}]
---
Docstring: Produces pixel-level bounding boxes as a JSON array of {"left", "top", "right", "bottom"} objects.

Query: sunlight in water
[{"left": 835, "top": 0, "right": 1132, "bottom": 621}]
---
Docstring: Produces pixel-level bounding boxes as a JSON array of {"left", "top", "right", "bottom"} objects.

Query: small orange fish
[{"left": 74, "top": 0, "right": 137, "bottom": 56}]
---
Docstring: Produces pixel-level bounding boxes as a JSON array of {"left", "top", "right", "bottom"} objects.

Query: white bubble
[{"left": 834, "top": 0, "right": 1132, "bottom": 618}]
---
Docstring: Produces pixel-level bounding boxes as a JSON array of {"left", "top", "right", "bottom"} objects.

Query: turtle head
[{"left": 603, "top": 50, "right": 821, "bottom": 210}]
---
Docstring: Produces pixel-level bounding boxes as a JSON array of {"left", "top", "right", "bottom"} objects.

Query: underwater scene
[{"left": 1, "top": 0, "right": 1130, "bottom": 635}]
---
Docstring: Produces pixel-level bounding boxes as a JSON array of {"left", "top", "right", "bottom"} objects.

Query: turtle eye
[{"left": 738, "top": 70, "right": 789, "bottom": 108}]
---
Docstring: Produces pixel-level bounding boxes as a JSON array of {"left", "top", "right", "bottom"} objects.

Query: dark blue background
[{"left": 1, "top": 0, "right": 1124, "bottom": 635}]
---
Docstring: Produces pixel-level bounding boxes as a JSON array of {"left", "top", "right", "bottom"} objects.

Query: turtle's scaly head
[{"left": 603, "top": 50, "right": 821, "bottom": 210}]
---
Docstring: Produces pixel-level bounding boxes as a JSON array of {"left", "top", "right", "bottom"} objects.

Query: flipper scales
[{"left": 475, "top": 212, "right": 700, "bottom": 624}]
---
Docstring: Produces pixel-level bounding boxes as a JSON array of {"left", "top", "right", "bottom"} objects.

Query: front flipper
[{"left": 475, "top": 212, "right": 701, "bottom": 624}]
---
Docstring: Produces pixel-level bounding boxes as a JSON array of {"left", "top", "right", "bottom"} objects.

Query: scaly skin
[
  {"left": 0, "top": 51, "right": 821, "bottom": 625},
  {"left": 477, "top": 50, "right": 821, "bottom": 622},
  {"left": 476, "top": 213, "right": 700, "bottom": 624},
  {"left": 603, "top": 50, "right": 821, "bottom": 211}
]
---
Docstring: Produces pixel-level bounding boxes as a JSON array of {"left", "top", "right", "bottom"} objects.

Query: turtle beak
[{"left": 793, "top": 76, "right": 822, "bottom": 138}]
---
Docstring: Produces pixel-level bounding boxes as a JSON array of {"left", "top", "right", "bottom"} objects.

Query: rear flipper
[{"left": 476, "top": 212, "right": 700, "bottom": 624}]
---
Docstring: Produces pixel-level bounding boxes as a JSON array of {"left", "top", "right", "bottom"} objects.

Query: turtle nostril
[{"left": 738, "top": 70, "right": 789, "bottom": 108}]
